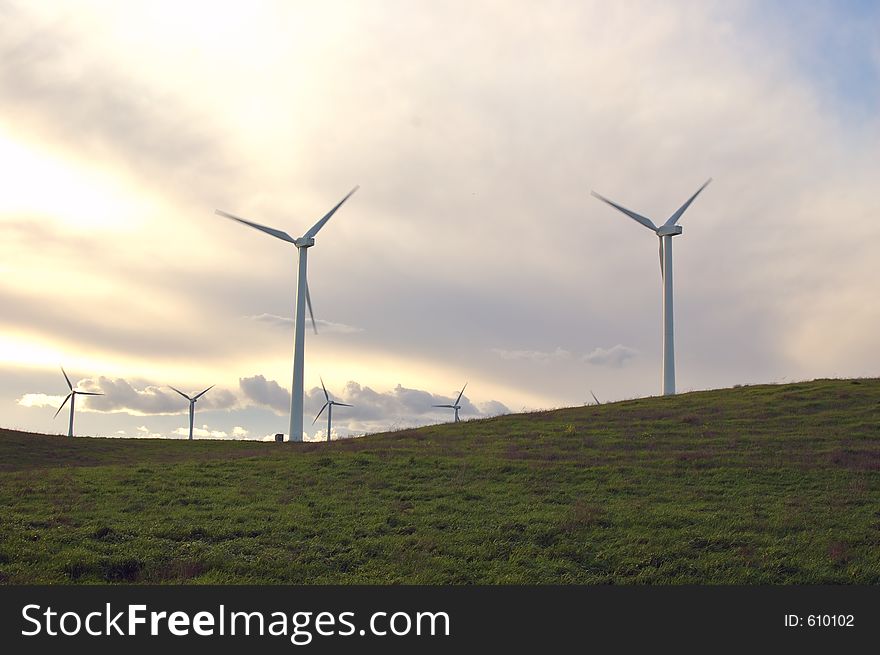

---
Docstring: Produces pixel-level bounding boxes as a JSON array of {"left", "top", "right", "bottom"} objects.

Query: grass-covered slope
[{"left": 1, "top": 378, "right": 879, "bottom": 584}]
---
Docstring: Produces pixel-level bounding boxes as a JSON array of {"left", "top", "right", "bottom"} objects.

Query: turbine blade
[
  {"left": 455, "top": 382, "right": 468, "bottom": 406},
  {"left": 215, "top": 209, "right": 296, "bottom": 244},
  {"left": 61, "top": 367, "right": 73, "bottom": 390},
  {"left": 320, "top": 377, "right": 329, "bottom": 402},
  {"left": 193, "top": 385, "right": 214, "bottom": 400},
  {"left": 432, "top": 404, "right": 455, "bottom": 409},
  {"left": 76, "top": 391, "right": 103, "bottom": 396},
  {"left": 169, "top": 386, "right": 193, "bottom": 401},
  {"left": 313, "top": 403, "right": 329, "bottom": 424},
  {"left": 305, "top": 278, "right": 318, "bottom": 334},
  {"left": 591, "top": 191, "right": 658, "bottom": 232},
  {"left": 590, "top": 390, "right": 601, "bottom": 405},
  {"left": 333, "top": 402, "right": 353, "bottom": 407},
  {"left": 54, "top": 393, "right": 72, "bottom": 418},
  {"left": 663, "top": 178, "right": 712, "bottom": 227},
  {"left": 303, "top": 186, "right": 359, "bottom": 239}
]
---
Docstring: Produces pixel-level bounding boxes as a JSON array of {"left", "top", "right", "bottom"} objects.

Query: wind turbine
[
  {"left": 169, "top": 385, "right": 214, "bottom": 441},
  {"left": 215, "top": 186, "right": 358, "bottom": 442},
  {"left": 591, "top": 179, "right": 711, "bottom": 396},
  {"left": 54, "top": 367, "right": 103, "bottom": 437},
  {"left": 433, "top": 383, "right": 468, "bottom": 423},
  {"left": 313, "top": 378, "right": 352, "bottom": 442}
]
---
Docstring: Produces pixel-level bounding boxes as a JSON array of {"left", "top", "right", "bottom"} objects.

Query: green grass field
[{"left": 1, "top": 378, "right": 879, "bottom": 584}]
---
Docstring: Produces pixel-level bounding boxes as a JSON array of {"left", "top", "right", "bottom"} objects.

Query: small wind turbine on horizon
[
  {"left": 215, "top": 186, "right": 358, "bottom": 442},
  {"left": 591, "top": 179, "right": 711, "bottom": 396},
  {"left": 433, "top": 383, "right": 468, "bottom": 423},
  {"left": 54, "top": 367, "right": 103, "bottom": 437},
  {"left": 169, "top": 385, "right": 214, "bottom": 441},
  {"left": 313, "top": 378, "right": 352, "bottom": 443}
]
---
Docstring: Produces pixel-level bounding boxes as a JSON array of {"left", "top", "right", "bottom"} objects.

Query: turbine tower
[
  {"left": 591, "top": 179, "right": 711, "bottom": 396},
  {"left": 313, "top": 378, "right": 352, "bottom": 442},
  {"left": 169, "top": 385, "right": 214, "bottom": 441},
  {"left": 433, "top": 383, "right": 468, "bottom": 423},
  {"left": 215, "top": 186, "right": 358, "bottom": 442},
  {"left": 54, "top": 367, "right": 103, "bottom": 437}
]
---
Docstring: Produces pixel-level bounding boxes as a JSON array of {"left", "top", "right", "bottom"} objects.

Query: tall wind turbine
[
  {"left": 591, "top": 179, "right": 711, "bottom": 396},
  {"left": 54, "top": 367, "right": 103, "bottom": 437},
  {"left": 313, "top": 378, "right": 352, "bottom": 443},
  {"left": 215, "top": 186, "right": 358, "bottom": 442},
  {"left": 169, "top": 385, "right": 214, "bottom": 441},
  {"left": 433, "top": 383, "right": 468, "bottom": 423}
]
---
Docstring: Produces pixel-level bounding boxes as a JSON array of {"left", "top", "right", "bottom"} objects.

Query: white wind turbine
[
  {"left": 54, "top": 367, "right": 103, "bottom": 437},
  {"left": 433, "top": 383, "right": 468, "bottom": 423},
  {"left": 215, "top": 186, "right": 358, "bottom": 442},
  {"left": 169, "top": 385, "right": 214, "bottom": 441},
  {"left": 313, "top": 378, "right": 353, "bottom": 443},
  {"left": 591, "top": 179, "right": 711, "bottom": 396}
]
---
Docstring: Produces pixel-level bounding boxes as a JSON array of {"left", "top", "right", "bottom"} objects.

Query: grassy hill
[{"left": 1, "top": 378, "right": 878, "bottom": 584}]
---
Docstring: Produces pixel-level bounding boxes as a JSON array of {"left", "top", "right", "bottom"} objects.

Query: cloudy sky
[{"left": 2, "top": 0, "right": 878, "bottom": 441}]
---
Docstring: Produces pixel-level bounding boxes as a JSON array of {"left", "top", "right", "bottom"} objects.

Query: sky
[{"left": 1, "top": 0, "right": 879, "bottom": 441}]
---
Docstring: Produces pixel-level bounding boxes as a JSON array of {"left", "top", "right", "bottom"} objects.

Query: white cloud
[
  {"left": 583, "top": 345, "right": 639, "bottom": 368},
  {"left": 491, "top": 347, "right": 571, "bottom": 362},
  {"left": 17, "top": 393, "right": 65, "bottom": 408},
  {"left": 245, "top": 313, "right": 364, "bottom": 334},
  {"left": 172, "top": 425, "right": 229, "bottom": 439}
]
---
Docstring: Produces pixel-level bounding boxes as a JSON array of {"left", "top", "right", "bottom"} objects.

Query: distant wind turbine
[
  {"left": 591, "top": 179, "right": 711, "bottom": 396},
  {"left": 169, "top": 385, "right": 214, "bottom": 441},
  {"left": 216, "top": 186, "right": 358, "bottom": 442},
  {"left": 433, "top": 383, "right": 468, "bottom": 423},
  {"left": 54, "top": 367, "right": 103, "bottom": 437},
  {"left": 313, "top": 378, "right": 352, "bottom": 442}
]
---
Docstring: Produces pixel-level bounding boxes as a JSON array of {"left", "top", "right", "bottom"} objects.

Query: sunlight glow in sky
[{"left": 2, "top": 0, "right": 878, "bottom": 440}]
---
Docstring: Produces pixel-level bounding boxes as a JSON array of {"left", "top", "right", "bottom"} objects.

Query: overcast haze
[{"left": 2, "top": 0, "right": 879, "bottom": 440}]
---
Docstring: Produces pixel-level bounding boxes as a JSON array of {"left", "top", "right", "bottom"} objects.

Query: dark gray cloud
[
  {"left": 238, "top": 375, "right": 510, "bottom": 433},
  {"left": 311, "top": 381, "right": 511, "bottom": 433},
  {"left": 0, "top": 285, "right": 232, "bottom": 361},
  {"left": 239, "top": 375, "right": 290, "bottom": 414},
  {"left": 475, "top": 399, "right": 509, "bottom": 417},
  {"left": 76, "top": 376, "right": 237, "bottom": 415}
]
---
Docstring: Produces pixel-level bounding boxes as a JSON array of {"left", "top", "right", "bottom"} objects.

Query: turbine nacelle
[
  {"left": 656, "top": 224, "right": 683, "bottom": 237},
  {"left": 294, "top": 236, "right": 316, "bottom": 248}
]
